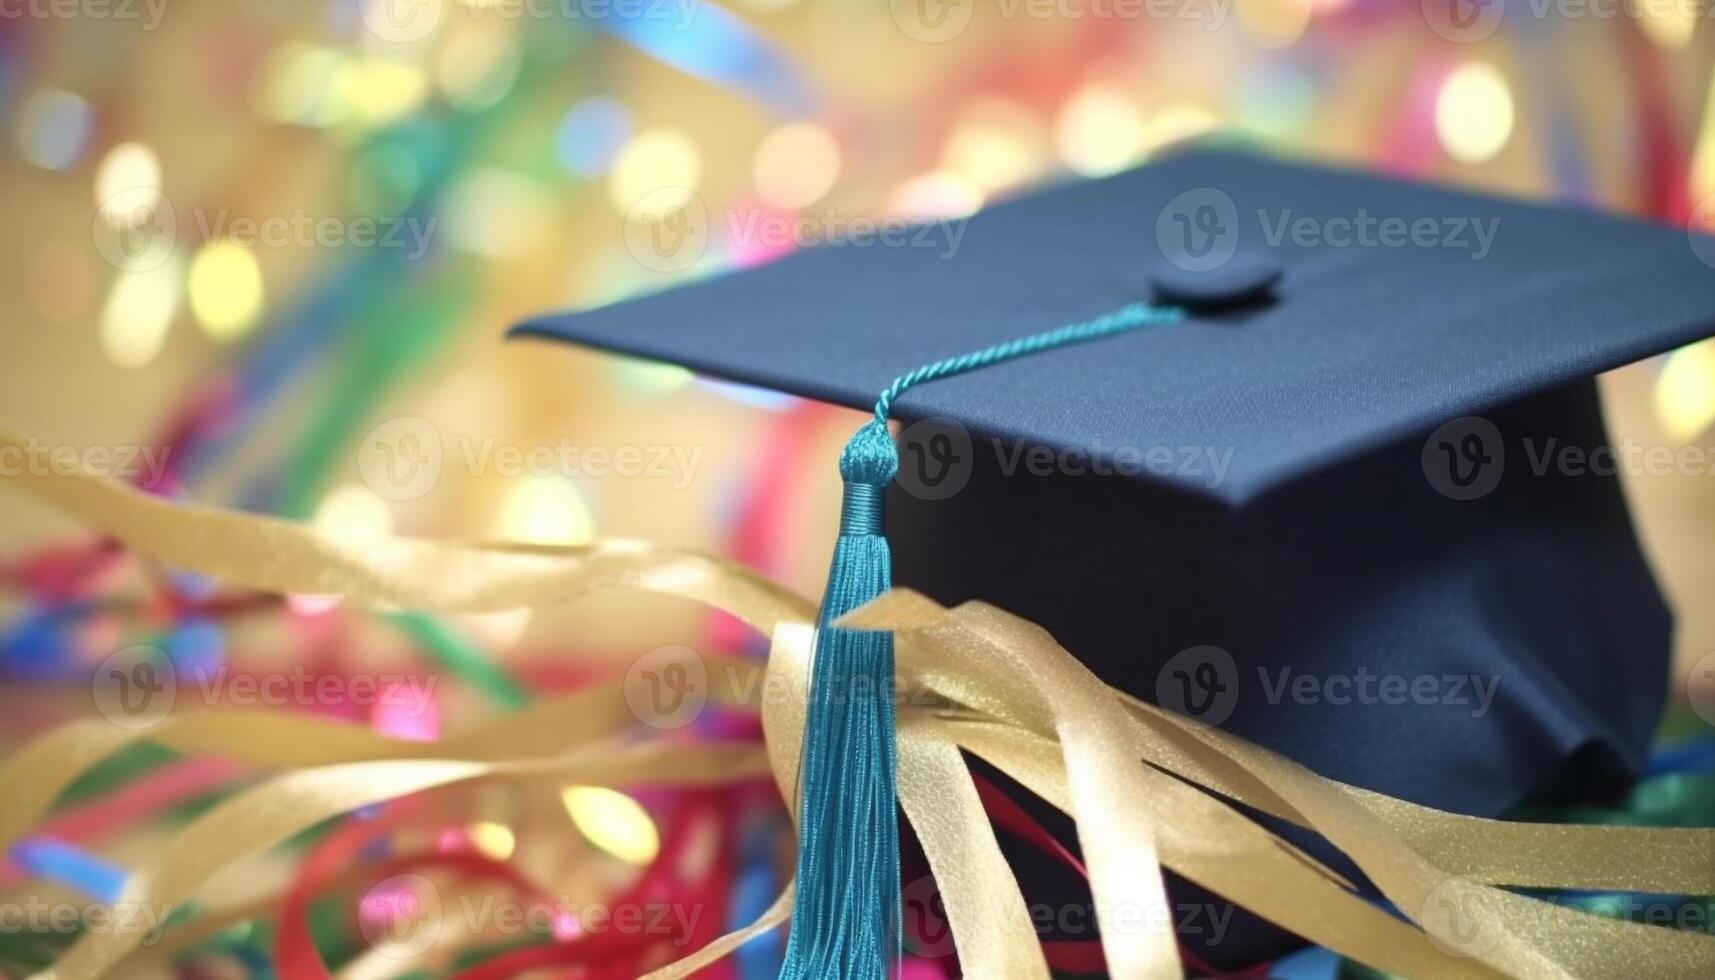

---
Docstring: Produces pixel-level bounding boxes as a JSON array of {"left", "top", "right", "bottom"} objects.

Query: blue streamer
[
  {"left": 597, "top": 3, "right": 816, "bottom": 116},
  {"left": 9, "top": 838, "right": 128, "bottom": 904}
]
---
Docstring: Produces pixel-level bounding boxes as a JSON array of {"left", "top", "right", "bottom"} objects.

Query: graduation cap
[{"left": 513, "top": 146, "right": 1715, "bottom": 972}]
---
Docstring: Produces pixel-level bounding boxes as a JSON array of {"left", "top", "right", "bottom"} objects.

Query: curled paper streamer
[{"left": 2, "top": 427, "right": 1714, "bottom": 980}]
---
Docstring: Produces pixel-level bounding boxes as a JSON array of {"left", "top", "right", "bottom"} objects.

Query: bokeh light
[
  {"left": 254, "top": 43, "right": 345, "bottom": 126},
  {"left": 340, "top": 55, "right": 430, "bottom": 129},
  {"left": 752, "top": 122, "right": 841, "bottom": 210},
  {"left": 498, "top": 475, "right": 594, "bottom": 546},
  {"left": 556, "top": 97, "right": 633, "bottom": 178},
  {"left": 187, "top": 241, "right": 265, "bottom": 340},
  {"left": 889, "top": 171, "right": 983, "bottom": 219},
  {"left": 609, "top": 128, "right": 702, "bottom": 212},
  {"left": 1436, "top": 62, "right": 1514, "bottom": 164},
  {"left": 1055, "top": 85, "right": 1147, "bottom": 177},
  {"left": 1235, "top": 64, "right": 1316, "bottom": 139},
  {"left": 444, "top": 168, "right": 554, "bottom": 257},
  {"left": 1235, "top": 0, "right": 1314, "bottom": 49},
  {"left": 94, "top": 143, "right": 163, "bottom": 219},
  {"left": 561, "top": 786, "right": 661, "bottom": 866},
  {"left": 1637, "top": 3, "right": 1697, "bottom": 50},
  {"left": 313, "top": 483, "right": 395, "bottom": 540},
  {"left": 436, "top": 23, "right": 521, "bottom": 111},
  {"left": 99, "top": 255, "right": 183, "bottom": 370},
  {"left": 468, "top": 821, "right": 517, "bottom": 861},
  {"left": 15, "top": 88, "right": 91, "bottom": 171},
  {"left": 1656, "top": 341, "right": 1715, "bottom": 442},
  {"left": 1143, "top": 103, "right": 1221, "bottom": 156},
  {"left": 940, "top": 99, "right": 1047, "bottom": 194}
]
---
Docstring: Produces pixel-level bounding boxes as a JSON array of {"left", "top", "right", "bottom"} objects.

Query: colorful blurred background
[{"left": 3, "top": 1, "right": 1715, "bottom": 977}]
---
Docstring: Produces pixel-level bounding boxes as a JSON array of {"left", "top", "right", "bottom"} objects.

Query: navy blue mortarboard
[{"left": 513, "top": 146, "right": 1715, "bottom": 968}]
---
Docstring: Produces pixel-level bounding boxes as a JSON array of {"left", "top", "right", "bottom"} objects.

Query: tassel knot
[{"left": 839, "top": 419, "right": 899, "bottom": 487}]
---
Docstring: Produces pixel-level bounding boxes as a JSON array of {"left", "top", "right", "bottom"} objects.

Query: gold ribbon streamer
[
  {"left": 36, "top": 746, "right": 768, "bottom": 980},
  {"left": 5, "top": 428, "right": 1715, "bottom": 979},
  {"left": 847, "top": 593, "right": 1715, "bottom": 980}
]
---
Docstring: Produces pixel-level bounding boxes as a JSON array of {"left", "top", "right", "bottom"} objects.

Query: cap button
[{"left": 1150, "top": 251, "right": 1282, "bottom": 311}]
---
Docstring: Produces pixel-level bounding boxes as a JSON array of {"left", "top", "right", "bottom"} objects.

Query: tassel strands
[
  {"left": 781, "top": 418, "right": 902, "bottom": 978},
  {"left": 780, "top": 301, "right": 1184, "bottom": 978}
]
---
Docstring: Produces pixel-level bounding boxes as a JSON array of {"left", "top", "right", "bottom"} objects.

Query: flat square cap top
[{"left": 514, "top": 147, "right": 1715, "bottom": 505}]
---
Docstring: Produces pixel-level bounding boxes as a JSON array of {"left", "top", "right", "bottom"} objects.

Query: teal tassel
[
  {"left": 780, "top": 302, "right": 1184, "bottom": 978},
  {"left": 781, "top": 418, "right": 901, "bottom": 979}
]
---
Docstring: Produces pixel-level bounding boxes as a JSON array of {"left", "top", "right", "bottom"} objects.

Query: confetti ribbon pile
[{"left": 2, "top": 427, "right": 1713, "bottom": 980}]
